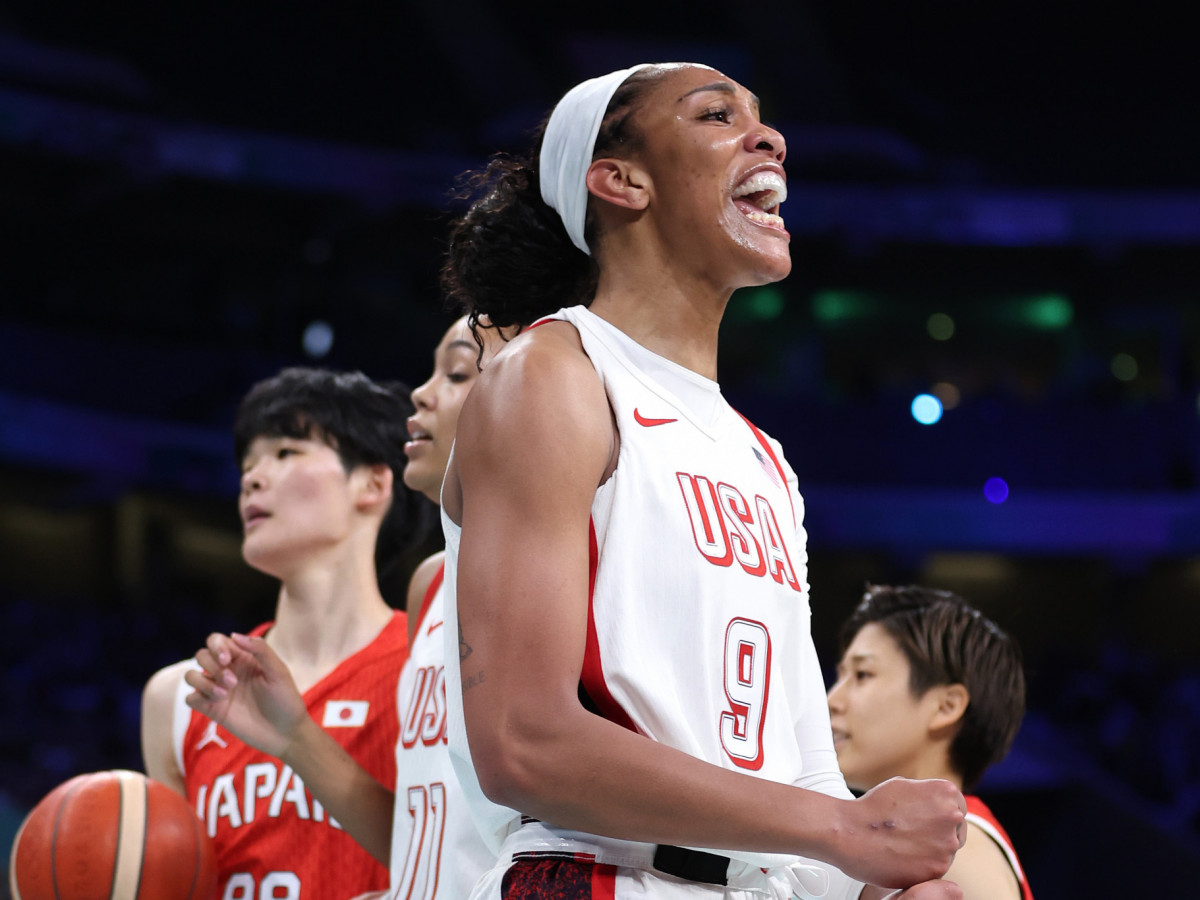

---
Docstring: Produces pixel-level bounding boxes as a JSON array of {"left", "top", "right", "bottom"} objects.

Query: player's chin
[
  {"left": 760, "top": 253, "right": 792, "bottom": 283},
  {"left": 742, "top": 235, "right": 792, "bottom": 283},
  {"left": 740, "top": 252, "right": 792, "bottom": 288},
  {"left": 241, "top": 542, "right": 286, "bottom": 579},
  {"left": 402, "top": 458, "right": 442, "bottom": 501}
]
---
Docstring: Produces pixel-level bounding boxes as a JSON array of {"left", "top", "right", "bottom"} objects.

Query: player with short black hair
[
  {"left": 829, "top": 585, "right": 1033, "bottom": 899},
  {"left": 142, "top": 366, "right": 420, "bottom": 898}
]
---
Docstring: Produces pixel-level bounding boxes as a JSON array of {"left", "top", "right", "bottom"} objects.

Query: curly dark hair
[
  {"left": 440, "top": 66, "right": 665, "bottom": 351},
  {"left": 233, "top": 367, "right": 429, "bottom": 588},
  {"left": 839, "top": 583, "right": 1027, "bottom": 791}
]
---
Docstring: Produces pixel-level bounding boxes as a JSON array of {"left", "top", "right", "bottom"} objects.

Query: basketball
[{"left": 9, "top": 769, "right": 218, "bottom": 900}]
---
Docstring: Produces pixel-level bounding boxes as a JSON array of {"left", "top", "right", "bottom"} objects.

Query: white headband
[{"left": 539, "top": 64, "right": 652, "bottom": 255}]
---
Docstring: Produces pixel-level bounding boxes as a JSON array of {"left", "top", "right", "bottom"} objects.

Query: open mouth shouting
[{"left": 732, "top": 168, "right": 787, "bottom": 231}]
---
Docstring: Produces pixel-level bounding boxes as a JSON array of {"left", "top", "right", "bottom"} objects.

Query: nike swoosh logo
[{"left": 633, "top": 408, "right": 678, "bottom": 427}]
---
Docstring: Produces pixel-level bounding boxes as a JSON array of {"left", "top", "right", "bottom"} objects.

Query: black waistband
[{"left": 652, "top": 845, "right": 730, "bottom": 885}]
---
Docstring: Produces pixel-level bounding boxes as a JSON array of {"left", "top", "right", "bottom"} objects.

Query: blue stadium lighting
[
  {"left": 984, "top": 477, "right": 1010, "bottom": 504},
  {"left": 911, "top": 393, "right": 943, "bottom": 425},
  {"left": 302, "top": 320, "right": 335, "bottom": 359}
]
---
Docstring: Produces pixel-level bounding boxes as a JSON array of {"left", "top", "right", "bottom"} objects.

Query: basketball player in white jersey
[
  {"left": 183, "top": 318, "right": 515, "bottom": 899},
  {"left": 437, "top": 63, "right": 966, "bottom": 899},
  {"left": 388, "top": 316, "right": 518, "bottom": 898}
]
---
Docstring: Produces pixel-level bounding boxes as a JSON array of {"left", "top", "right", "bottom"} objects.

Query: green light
[
  {"left": 748, "top": 287, "right": 785, "bottom": 320},
  {"left": 1019, "top": 294, "right": 1073, "bottom": 330},
  {"left": 732, "top": 287, "right": 785, "bottom": 322},
  {"left": 812, "top": 290, "right": 876, "bottom": 323},
  {"left": 1111, "top": 353, "right": 1138, "bottom": 382},
  {"left": 926, "top": 312, "right": 955, "bottom": 341}
]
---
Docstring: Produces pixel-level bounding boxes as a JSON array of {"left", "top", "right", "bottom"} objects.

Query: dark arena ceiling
[{"left": 1, "top": 3, "right": 1199, "bottom": 892}]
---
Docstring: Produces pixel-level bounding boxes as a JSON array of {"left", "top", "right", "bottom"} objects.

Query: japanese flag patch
[{"left": 323, "top": 700, "right": 369, "bottom": 727}]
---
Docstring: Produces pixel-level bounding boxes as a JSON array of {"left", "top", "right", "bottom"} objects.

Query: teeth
[
  {"left": 743, "top": 209, "right": 786, "bottom": 230},
  {"left": 733, "top": 171, "right": 787, "bottom": 208}
]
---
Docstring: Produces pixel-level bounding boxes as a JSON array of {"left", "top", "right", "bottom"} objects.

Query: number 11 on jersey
[{"left": 396, "top": 783, "right": 447, "bottom": 900}]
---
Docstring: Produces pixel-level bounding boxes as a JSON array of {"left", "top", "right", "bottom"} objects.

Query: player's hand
[
  {"left": 835, "top": 776, "right": 966, "bottom": 889},
  {"left": 184, "top": 632, "right": 307, "bottom": 759}
]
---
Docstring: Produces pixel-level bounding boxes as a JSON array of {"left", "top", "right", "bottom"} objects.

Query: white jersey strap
[
  {"left": 170, "top": 660, "right": 201, "bottom": 777},
  {"left": 966, "top": 810, "right": 1027, "bottom": 884}
]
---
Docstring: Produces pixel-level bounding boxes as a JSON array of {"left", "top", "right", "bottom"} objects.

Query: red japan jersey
[
  {"left": 175, "top": 611, "right": 408, "bottom": 899},
  {"left": 965, "top": 795, "right": 1034, "bottom": 900}
]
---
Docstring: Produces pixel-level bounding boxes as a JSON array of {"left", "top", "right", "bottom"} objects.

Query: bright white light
[{"left": 911, "top": 393, "right": 943, "bottom": 425}]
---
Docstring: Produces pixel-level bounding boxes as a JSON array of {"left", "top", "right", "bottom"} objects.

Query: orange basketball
[{"left": 9, "top": 769, "right": 217, "bottom": 900}]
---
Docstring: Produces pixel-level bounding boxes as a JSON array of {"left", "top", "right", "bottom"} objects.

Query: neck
[
  {"left": 588, "top": 274, "right": 728, "bottom": 381},
  {"left": 587, "top": 218, "right": 768, "bottom": 379},
  {"left": 265, "top": 540, "right": 393, "bottom": 692},
  {"left": 905, "top": 744, "right": 964, "bottom": 790}
]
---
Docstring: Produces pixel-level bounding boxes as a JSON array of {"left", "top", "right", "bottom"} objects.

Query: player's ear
[
  {"left": 356, "top": 463, "right": 393, "bottom": 514},
  {"left": 928, "top": 683, "right": 969, "bottom": 732},
  {"left": 586, "top": 157, "right": 651, "bottom": 212}
]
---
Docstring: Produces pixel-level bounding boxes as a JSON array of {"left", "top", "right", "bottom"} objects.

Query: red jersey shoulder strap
[
  {"left": 965, "top": 795, "right": 1034, "bottom": 899},
  {"left": 414, "top": 562, "right": 445, "bottom": 635},
  {"left": 734, "top": 410, "right": 796, "bottom": 528}
]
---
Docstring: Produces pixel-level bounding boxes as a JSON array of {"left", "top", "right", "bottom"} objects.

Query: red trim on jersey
[
  {"left": 591, "top": 863, "right": 618, "bottom": 899},
  {"left": 414, "top": 562, "right": 446, "bottom": 636},
  {"left": 579, "top": 519, "right": 641, "bottom": 734},
  {"left": 734, "top": 411, "right": 795, "bottom": 527},
  {"left": 965, "top": 795, "right": 1034, "bottom": 900},
  {"left": 512, "top": 851, "right": 599, "bottom": 863}
]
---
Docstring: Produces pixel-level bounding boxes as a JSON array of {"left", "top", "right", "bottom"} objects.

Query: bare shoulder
[
  {"left": 478, "top": 319, "right": 596, "bottom": 404},
  {"left": 142, "top": 658, "right": 195, "bottom": 739},
  {"left": 143, "top": 658, "right": 194, "bottom": 710},
  {"left": 141, "top": 658, "right": 193, "bottom": 793},
  {"left": 459, "top": 319, "right": 611, "bottom": 472},
  {"left": 406, "top": 551, "right": 446, "bottom": 641},
  {"left": 945, "top": 821, "right": 1022, "bottom": 900}
]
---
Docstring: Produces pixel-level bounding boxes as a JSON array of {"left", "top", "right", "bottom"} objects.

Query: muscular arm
[
  {"left": 141, "top": 661, "right": 191, "bottom": 797},
  {"left": 185, "top": 633, "right": 395, "bottom": 866},
  {"left": 452, "top": 325, "right": 964, "bottom": 890}
]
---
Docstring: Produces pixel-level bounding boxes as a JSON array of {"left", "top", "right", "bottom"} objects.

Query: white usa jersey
[
  {"left": 389, "top": 565, "right": 497, "bottom": 899},
  {"left": 443, "top": 305, "right": 859, "bottom": 897}
]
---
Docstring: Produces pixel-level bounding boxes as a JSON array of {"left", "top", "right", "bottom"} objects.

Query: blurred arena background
[{"left": 1, "top": 3, "right": 1197, "bottom": 894}]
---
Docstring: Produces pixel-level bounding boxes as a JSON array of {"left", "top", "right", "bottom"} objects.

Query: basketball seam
[
  {"left": 132, "top": 775, "right": 147, "bottom": 900},
  {"left": 109, "top": 775, "right": 121, "bottom": 900},
  {"left": 111, "top": 771, "right": 148, "bottom": 900},
  {"left": 50, "top": 780, "right": 84, "bottom": 900},
  {"left": 9, "top": 815, "right": 28, "bottom": 900}
]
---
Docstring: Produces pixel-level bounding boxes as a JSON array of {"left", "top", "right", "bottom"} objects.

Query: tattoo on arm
[
  {"left": 458, "top": 612, "right": 473, "bottom": 662},
  {"left": 462, "top": 670, "right": 485, "bottom": 692},
  {"left": 458, "top": 613, "right": 484, "bottom": 691}
]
